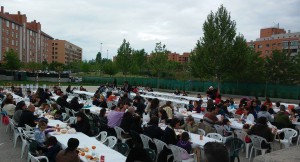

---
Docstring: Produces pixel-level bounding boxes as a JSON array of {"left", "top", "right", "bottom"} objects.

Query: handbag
[{"left": 1, "top": 111, "right": 9, "bottom": 125}]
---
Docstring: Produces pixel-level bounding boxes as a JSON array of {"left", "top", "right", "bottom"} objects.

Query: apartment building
[
  {"left": 0, "top": 6, "right": 53, "bottom": 63},
  {"left": 49, "top": 39, "right": 82, "bottom": 64},
  {"left": 248, "top": 27, "right": 300, "bottom": 57},
  {"left": 167, "top": 52, "right": 190, "bottom": 64}
]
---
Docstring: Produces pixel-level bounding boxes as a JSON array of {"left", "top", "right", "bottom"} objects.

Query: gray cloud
[{"left": 2, "top": 0, "right": 300, "bottom": 60}]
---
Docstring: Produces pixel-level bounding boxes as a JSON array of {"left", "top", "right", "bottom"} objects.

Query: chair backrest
[
  {"left": 234, "top": 130, "right": 247, "bottom": 142},
  {"left": 114, "top": 126, "right": 124, "bottom": 140},
  {"left": 225, "top": 137, "right": 245, "bottom": 157},
  {"left": 71, "top": 110, "right": 78, "bottom": 116},
  {"left": 206, "top": 133, "right": 223, "bottom": 142},
  {"left": 198, "top": 128, "right": 206, "bottom": 136},
  {"left": 281, "top": 128, "right": 298, "bottom": 140},
  {"left": 65, "top": 108, "right": 71, "bottom": 116},
  {"left": 113, "top": 143, "right": 130, "bottom": 156},
  {"left": 140, "top": 134, "right": 153, "bottom": 149},
  {"left": 61, "top": 113, "right": 68, "bottom": 121},
  {"left": 153, "top": 138, "right": 168, "bottom": 155},
  {"left": 25, "top": 124, "right": 34, "bottom": 131},
  {"left": 28, "top": 152, "right": 49, "bottom": 162},
  {"left": 105, "top": 136, "right": 117, "bottom": 148},
  {"left": 169, "top": 144, "right": 189, "bottom": 162},
  {"left": 214, "top": 125, "right": 224, "bottom": 135},
  {"left": 68, "top": 117, "right": 77, "bottom": 124},
  {"left": 249, "top": 135, "right": 267, "bottom": 149},
  {"left": 130, "top": 130, "right": 142, "bottom": 143},
  {"left": 17, "top": 127, "right": 27, "bottom": 142},
  {"left": 144, "top": 148, "right": 156, "bottom": 162},
  {"left": 96, "top": 131, "right": 108, "bottom": 142}
]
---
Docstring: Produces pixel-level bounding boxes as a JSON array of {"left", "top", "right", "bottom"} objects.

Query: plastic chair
[
  {"left": 61, "top": 113, "right": 68, "bottom": 121},
  {"left": 94, "top": 131, "right": 108, "bottom": 142},
  {"left": 28, "top": 151, "right": 49, "bottom": 162},
  {"left": 130, "top": 130, "right": 142, "bottom": 147},
  {"left": 214, "top": 125, "right": 233, "bottom": 143},
  {"left": 153, "top": 138, "right": 169, "bottom": 162},
  {"left": 144, "top": 148, "right": 156, "bottom": 162},
  {"left": 113, "top": 143, "right": 130, "bottom": 156},
  {"left": 8, "top": 118, "right": 21, "bottom": 148},
  {"left": 296, "top": 126, "right": 300, "bottom": 145},
  {"left": 104, "top": 136, "right": 117, "bottom": 148},
  {"left": 225, "top": 137, "right": 245, "bottom": 162},
  {"left": 25, "top": 124, "right": 34, "bottom": 131},
  {"left": 235, "top": 129, "right": 252, "bottom": 158},
  {"left": 71, "top": 109, "right": 78, "bottom": 116},
  {"left": 197, "top": 128, "right": 206, "bottom": 136},
  {"left": 140, "top": 134, "right": 154, "bottom": 149},
  {"left": 65, "top": 117, "right": 77, "bottom": 124},
  {"left": 114, "top": 126, "right": 132, "bottom": 143},
  {"left": 65, "top": 108, "right": 71, "bottom": 117},
  {"left": 279, "top": 128, "right": 298, "bottom": 148},
  {"left": 169, "top": 144, "right": 196, "bottom": 162},
  {"left": 206, "top": 133, "right": 223, "bottom": 142},
  {"left": 248, "top": 135, "right": 272, "bottom": 162}
]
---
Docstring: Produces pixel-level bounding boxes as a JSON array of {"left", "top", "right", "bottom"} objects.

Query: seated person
[
  {"left": 34, "top": 120, "right": 48, "bottom": 146},
  {"left": 240, "top": 107, "right": 255, "bottom": 124},
  {"left": 54, "top": 110, "right": 63, "bottom": 121},
  {"left": 158, "top": 109, "right": 169, "bottom": 124},
  {"left": 179, "top": 115, "right": 198, "bottom": 133},
  {"left": 222, "top": 118, "right": 232, "bottom": 136},
  {"left": 162, "top": 118, "right": 180, "bottom": 145},
  {"left": 18, "top": 104, "right": 37, "bottom": 127},
  {"left": 40, "top": 103, "right": 51, "bottom": 113},
  {"left": 204, "top": 142, "right": 229, "bottom": 162},
  {"left": 56, "top": 138, "right": 80, "bottom": 162},
  {"left": 274, "top": 105, "right": 292, "bottom": 129},
  {"left": 203, "top": 106, "right": 223, "bottom": 126},
  {"left": 70, "top": 112, "right": 91, "bottom": 136},
  {"left": 144, "top": 116, "right": 164, "bottom": 139},
  {"left": 44, "top": 136, "right": 61, "bottom": 162},
  {"left": 257, "top": 105, "right": 273, "bottom": 122},
  {"left": 69, "top": 97, "right": 84, "bottom": 112},
  {"left": 107, "top": 103, "right": 125, "bottom": 128},
  {"left": 176, "top": 132, "right": 192, "bottom": 160},
  {"left": 99, "top": 108, "right": 108, "bottom": 124}
]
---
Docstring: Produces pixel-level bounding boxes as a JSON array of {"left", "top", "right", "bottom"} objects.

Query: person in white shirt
[
  {"left": 2, "top": 98, "right": 16, "bottom": 117},
  {"left": 257, "top": 105, "right": 273, "bottom": 122},
  {"left": 240, "top": 107, "right": 255, "bottom": 124}
]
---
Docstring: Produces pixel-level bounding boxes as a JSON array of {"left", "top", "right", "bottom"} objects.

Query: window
[
  {"left": 258, "top": 45, "right": 263, "bottom": 48},
  {"left": 16, "top": 34, "right": 18, "bottom": 38},
  {"left": 16, "top": 26, "right": 18, "bottom": 31},
  {"left": 6, "top": 21, "right": 9, "bottom": 27},
  {"left": 6, "top": 38, "right": 9, "bottom": 44},
  {"left": 12, "top": 40, "right": 14, "bottom": 46},
  {"left": 12, "top": 31, "right": 14, "bottom": 37},
  {"left": 12, "top": 23, "right": 15, "bottom": 29},
  {"left": 6, "top": 30, "right": 9, "bottom": 35},
  {"left": 6, "top": 47, "right": 9, "bottom": 52},
  {"left": 266, "top": 44, "right": 270, "bottom": 47},
  {"left": 55, "top": 56, "right": 57, "bottom": 59},
  {"left": 16, "top": 41, "right": 18, "bottom": 46}
]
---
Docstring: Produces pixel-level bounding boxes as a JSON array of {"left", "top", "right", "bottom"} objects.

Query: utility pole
[{"left": 107, "top": 49, "right": 108, "bottom": 59}]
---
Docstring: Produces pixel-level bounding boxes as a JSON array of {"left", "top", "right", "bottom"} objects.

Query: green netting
[{"left": 82, "top": 77, "right": 300, "bottom": 99}]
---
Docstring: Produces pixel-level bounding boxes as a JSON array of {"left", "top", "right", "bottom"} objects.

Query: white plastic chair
[
  {"left": 104, "top": 136, "right": 117, "bottom": 148},
  {"left": 114, "top": 126, "right": 132, "bottom": 143},
  {"left": 296, "top": 126, "right": 300, "bottom": 145},
  {"left": 197, "top": 128, "right": 206, "bottom": 136},
  {"left": 153, "top": 138, "right": 169, "bottom": 161},
  {"left": 66, "top": 117, "right": 77, "bottom": 124},
  {"left": 206, "top": 133, "right": 223, "bottom": 142},
  {"left": 140, "top": 134, "right": 154, "bottom": 149},
  {"left": 65, "top": 108, "right": 71, "bottom": 117},
  {"left": 214, "top": 124, "right": 233, "bottom": 143},
  {"left": 169, "top": 144, "right": 196, "bottom": 162},
  {"left": 279, "top": 128, "right": 298, "bottom": 148},
  {"left": 28, "top": 152, "right": 49, "bottom": 162},
  {"left": 71, "top": 109, "right": 78, "bottom": 116},
  {"left": 25, "top": 124, "right": 34, "bottom": 131},
  {"left": 95, "top": 131, "right": 108, "bottom": 142},
  {"left": 9, "top": 118, "right": 21, "bottom": 148},
  {"left": 18, "top": 127, "right": 32, "bottom": 158},
  {"left": 248, "top": 135, "right": 272, "bottom": 162},
  {"left": 61, "top": 113, "right": 68, "bottom": 121},
  {"left": 235, "top": 129, "right": 252, "bottom": 158}
]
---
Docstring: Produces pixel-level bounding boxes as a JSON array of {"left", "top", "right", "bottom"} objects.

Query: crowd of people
[{"left": 1, "top": 82, "right": 300, "bottom": 162}]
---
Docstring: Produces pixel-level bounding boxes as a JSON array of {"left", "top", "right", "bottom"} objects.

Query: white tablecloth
[
  {"left": 189, "top": 132, "right": 222, "bottom": 147},
  {"left": 49, "top": 132, "right": 126, "bottom": 162}
]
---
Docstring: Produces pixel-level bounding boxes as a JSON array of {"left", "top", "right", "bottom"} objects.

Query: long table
[{"left": 47, "top": 119, "right": 126, "bottom": 162}]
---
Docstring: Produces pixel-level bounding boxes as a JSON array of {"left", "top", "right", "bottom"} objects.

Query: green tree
[
  {"left": 3, "top": 49, "right": 21, "bottom": 70},
  {"left": 130, "top": 49, "right": 147, "bottom": 75},
  {"left": 81, "top": 61, "right": 92, "bottom": 74},
  {"left": 95, "top": 52, "right": 102, "bottom": 63},
  {"left": 48, "top": 62, "right": 65, "bottom": 71},
  {"left": 25, "top": 62, "right": 42, "bottom": 72},
  {"left": 115, "top": 39, "right": 132, "bottom": 76},
  {"left": 102, "top": 61, "right": 118, "bottom": 77}
]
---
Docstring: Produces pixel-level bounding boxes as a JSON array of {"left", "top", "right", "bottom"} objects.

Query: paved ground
[{"left": 0, "top": 123, "right": 26, "bottom": 162}]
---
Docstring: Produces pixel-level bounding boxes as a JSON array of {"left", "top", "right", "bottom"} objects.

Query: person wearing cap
[{"left": 274, "top": 105, "right": 292, "bottom": 129}]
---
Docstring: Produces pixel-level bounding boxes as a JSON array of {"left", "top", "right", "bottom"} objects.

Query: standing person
[
  {"left": 161, "top": 101, "right": 174, "bottom": 119},
  {"left": 158, "top": 109, "right": 169, "bottom": 124},
  {"left": 56, "top": 138, "right": 80, "bottom": 162},
  {"left": 122, "top": 81, "right": 132, "bottom": 93},
  {"left": 133, "top": 97, "right": 145, "bottom": 117},
  {"left": 120, "top": 107, "right": 135, "bottom": 133},
  {"left": 149, "top": 98, "right": 159, "bottom": 118},
  {"left": 113, "top": 78, "right": 117, "bottom": 88}
]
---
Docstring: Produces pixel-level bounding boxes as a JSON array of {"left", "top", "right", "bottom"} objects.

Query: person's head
[
  {"left": 75, "top": 112, "right": 86, "bottom": 122},
  {"left": 16, "top": 101, "right": 27, "bottom": 111},
  {"left": 117, "top": 102, "right": 124, "bottom": 110},
  {"left": 266, "top": 97, "right": 271, "bottom": 103},
  {"left": 222, "top": 118, "right": 230, "bottom": 125},
  {"left": 27, "top": 90, "right": 31, "bottom": 96},
  {"left": 260, "top": 105, "right": 267, "bottom": 111},
  {"left": 166, "top": 101, "right": 172, "bottom": 107},
  {"left": 243, "top": 124, "right": 250, "bottom": 130},
  {"left": 4, "top": 97, "right": 13, "bottom": 104},
  {"left": 150, "top": 98, "right": 160, "bottom": 110},
  {"left": 280, "top": 105, "right": 286, "bottom": 112},
  {"left": 127, "top": 107, "right": 135, "bottom": 115},
  {"left": 62, "top": 95, "right": 68, "bottom": 100},
  {"left": 204, "top": 142, "right": 229, "bottom": 162},
  {"left": 290, "top": 108, "right": 296, "bottom": 115},
  {"left": 67, "top": 138, "right": 79, "bottom": 151},
  {"left": 41, "top": 103, "right": 50, "bottom": 110},
  {"left": 257, "top": 117, "right": 268, "bottom": 125},
  {"left": 38, "top": 120, "right": 47, "bottom": 131},
  {"left": 71, "top": 97, "right": 79, "bottom": 103},
  {"left": 27, "top": 104, "right": 36, "bottom": 113},
  {"left": 181, "top": 132, "right": 190, "bottom": 142},
  {"left": 51, "top": 103, "right": 59, "bottom": 111},
  {"left": 123, "top": 101, "right": 131, "bottom": 109},
  {"left": 243, "top": 107, "right": 250, "bottom": 115},
  {"left": 186, "top": 115, "right": 195, "bottom": 124},
  {"left": 211, "top": 106, "right": 220, "bottom": 115},
  {"left": 276, "top": 101, "right": 281, "bottom": 107},
  {"left": 170, "top": 118, "right": 180, "bottom": 129},
  {"left": 149, "top": 116, "right": 159, "bottom": 126},
  {"left": 99, "top": 108, "right": 106, "bottom": 117},
  {"left": 46, "top": 136, "right": 58, "bottom": 147}
]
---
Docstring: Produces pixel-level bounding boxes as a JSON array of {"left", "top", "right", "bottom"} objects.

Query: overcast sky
[{"left": 2, "top": 0, "right": 300, "bottom": 60}]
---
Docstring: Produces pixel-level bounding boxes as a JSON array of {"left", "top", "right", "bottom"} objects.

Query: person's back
[
  {"left": 204, "top": 142, "right": 229, "bottom": 162},
  {"left": 257, "top": 111, "right": 273, "bottom": 122},
  {"left": 56, "top": 138, "right": 80, "bottom": 162},
  {"left": 107, "top": 110, "right": 124, "bottom": 128}
]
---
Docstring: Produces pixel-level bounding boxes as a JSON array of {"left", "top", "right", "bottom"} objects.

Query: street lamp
[{"left": 107, "top": 49, "right": 108, "bottom": 59}]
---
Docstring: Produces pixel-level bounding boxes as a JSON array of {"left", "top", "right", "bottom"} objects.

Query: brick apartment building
[
  {"left": 0, "top": 6, "right": 82, "bottom": 64},
  {"left": 0, "top": 6, "right": 53, "bottom": 63},
  {"left": 49, "top": 39, "right": 82, "bottom": 64},
  {"left": 167, "top": 52, "right": 190, "bottom": 64},
  {"left": 248, "top": 26, "right": 300, "bottom": 57}
]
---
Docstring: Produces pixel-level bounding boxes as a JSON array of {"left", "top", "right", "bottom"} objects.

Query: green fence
[{"left": 82, "top": 77, "right": 300, "bottom": 99}]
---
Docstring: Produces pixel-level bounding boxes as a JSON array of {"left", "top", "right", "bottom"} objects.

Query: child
[
  {"left": 54, "top": 110, "right": 63, "bottom": 121},
  {"left": 222, "top": 118, "right": 232, "bottom": 136},
  {"left": 176, "top": 132, "right": 192, "bottom": 160}
]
